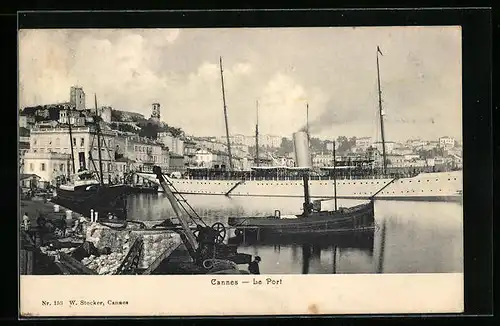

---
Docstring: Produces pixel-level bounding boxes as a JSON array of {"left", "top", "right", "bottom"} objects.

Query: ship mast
[
  {"left": 67, "top": 107, "right": 76, "bottom": 176},
  {"left": 219, "top": 56, "right": 233, "bottom": 171},
  {"left": 255, "top": 100, "right": 259, "bottom": 167},
  {"left": 376, "top": 46, "right": 388, "bottom": 175},
  {"left": 332, "top": 140, "right": 338, "bottom": 211},
  {"left": 94, "top": 94, "right": 104, "bottom": 185},
  {"left": 306, "top": 102, "right": 310, "bottom": 146}
]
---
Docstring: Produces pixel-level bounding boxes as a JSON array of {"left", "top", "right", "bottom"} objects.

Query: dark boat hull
[
  {"left": 228, "top": 200, "right": 375, "bottom": 238},
  {"left": 228, "top": 226, "right": 375, "bottom": 253},
  {"left": 53, "top": 184, "right": 131, "bottom": 219},
  {"left": 128, "top": 185, "right": 159, "bottom": 194}
]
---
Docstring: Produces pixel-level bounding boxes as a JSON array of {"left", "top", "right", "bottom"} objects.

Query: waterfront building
[
  {"left": 29, "top": 125, "right": 117, "bottom": 180},
  {"left": 355, "top": 137, "right": 372, "bottom": 152},
  {"left": 312, "top": 152, "right": 334, "bottom": 168},
  {"left": 114, "top": 132, "right": 169, "bottom": 173},
  {"left": 19, "top": 173, "right": 41, "bottom": 189},
  {"left": 183, "top": 139, "right": 198, "bottom": 167},
  {"left": 169, "top": 154, "right": 185, "bottom": 171},
  {"left": 22, "top": 152, "right": 71, "bottom": 187},
  {"left": 158, "top": 131, "right": 184, "bottom": 156},
  {"left": 372, "top": 141, "right": 395, "bottom": 154},
  {"left": 194, "top": 148, "right": 229, "bottom": 169},
  {"left": 70, "top": 86, "right": 86, "bottom": 110}
]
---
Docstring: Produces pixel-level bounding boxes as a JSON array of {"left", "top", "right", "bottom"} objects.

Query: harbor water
[{"left": 126, "top": 194, "right": 463, "bottom": 274}]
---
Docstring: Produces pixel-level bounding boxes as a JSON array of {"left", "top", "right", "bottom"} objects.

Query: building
[
  {"left": 158, "top": 132, "right": 184, "bottom": 156},
  {"left": 195, "top": 139, "right": 227, "bottom": 153},
  {"left": 355, "top": 137, "right": 372, "bottom": 152},
  {"left": 372, "top": 141, "right": 395, "bottom": 154},
  {"left": 19, "top": 115, "right": 30, "bottom": 128},
  {"left": 439, "top": 136, "right": 455, "bottom": 150},
  {"left": 325, "top": 141, "right": 340, "bottom": 152},
  {"left": 183, "top": 139, "right": 198, "bottom": 167},
  {"left": 312, "top": 153, "right": 334, "bottom": 168},
  {"left": 421, "top": 141, "right": 440, "bottom": 151},
  {"left": 58, "top": 108, "right": 86, "bottom": 126},
  {"left": 392, "top": 146, "right": 414, "bottom": 156},
  {"left": 29, "top": 125, "right": 117, "bottom": 180},
  {"left": 97, "top": 106, "right": 112, "bottom": 124},
  {"left": 406, "top": 139, "right": 426, "bottom": 150},
  {"left": 70, "top": 86, "right": 86, "bottom": 111},
  {"left": 22, "top": 152, "right": 71, "bottom": 187},
  {"left": 386, "top": 154, "right": 405, "bottom": 167},
  {"left": 19, "top": 174, "right": 41, "bottom": 189},
  {"left": 194, "top": 148, "right": 229, "bottom": 169},
  {"left": 169, "top": 154, "right": 185, "bottom": 171},
  {"left": 151, "top": 103, "right": 161, "bottom": 121},
  {"left": 114, "top": 133, "right": 169, "bottom": 173}
]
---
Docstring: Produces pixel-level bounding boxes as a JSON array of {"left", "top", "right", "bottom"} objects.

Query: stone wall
[{"left": 83, "top": 222, "right": 183, "bottom": 273}]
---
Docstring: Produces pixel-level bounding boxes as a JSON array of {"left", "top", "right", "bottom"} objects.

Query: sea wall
[{"left": 83, "top": 222, "right": 184, "bottom": 274}]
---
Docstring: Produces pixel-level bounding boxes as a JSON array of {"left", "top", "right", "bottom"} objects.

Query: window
[
  {"left": 30, "top": 163, "right": 34, "bottom": 171},
  {"left": 73, "top": 138, "right": 76, "bottom": 146},
  {"left": 60, "top": 163, "right": 64, "bottom": 171},
  {"left": 41, "top": 163, "right": 46, "bottom": 171},
  {"left": 80, "top": 138, "right": 84, "bottom": 147}
]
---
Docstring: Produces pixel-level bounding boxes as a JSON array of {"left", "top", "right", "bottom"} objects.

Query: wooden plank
[
  {"left": 58, "top": 252, "right": 97, "bottom": 275},
  {"left": 26, "top": 250, "right": 34, "bottom": 275},
  {"left": 20, "top": 250, "right": 27, "bottom": 275},
  {"left": 54, "top": 262, "right": 72, "bottom": 275}
]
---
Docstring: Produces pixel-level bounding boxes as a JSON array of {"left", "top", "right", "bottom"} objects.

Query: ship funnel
[{"left": 293, "top": 131, "right": 312, "bottom": 168}]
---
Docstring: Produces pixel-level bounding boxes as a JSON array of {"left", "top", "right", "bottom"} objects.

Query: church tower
[{"left": 151, "top": 103, "right": 161, "bottom": 121}]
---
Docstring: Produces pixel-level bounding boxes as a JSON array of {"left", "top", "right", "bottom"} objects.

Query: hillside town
[{"left": 19, "top": 86, "right": 462, "bottom": 189}]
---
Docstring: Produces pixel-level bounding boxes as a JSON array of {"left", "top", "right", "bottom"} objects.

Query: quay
[{"left": 19, "top": 197, "right": 252, "bottom": 275}]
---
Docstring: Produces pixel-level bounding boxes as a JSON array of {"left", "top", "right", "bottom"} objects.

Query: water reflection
[{"left": 126, "top": 194, "right": 463, "bottom": 274}]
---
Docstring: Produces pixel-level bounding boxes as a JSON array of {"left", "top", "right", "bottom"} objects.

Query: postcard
[{"left": 18, "top": 24, "right": 463, "bottom": 317}]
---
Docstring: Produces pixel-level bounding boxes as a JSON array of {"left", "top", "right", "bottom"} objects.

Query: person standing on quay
[{"left": 248, "top": 256, "right": 261, "bottom": 275}]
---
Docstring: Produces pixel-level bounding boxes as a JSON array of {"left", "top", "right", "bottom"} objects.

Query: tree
[
  {"left": 276, "top": 137, "right": 294, "bottom": 156},
  {"left": 139, "top": 122, "right": 159, "bottom": 139}
]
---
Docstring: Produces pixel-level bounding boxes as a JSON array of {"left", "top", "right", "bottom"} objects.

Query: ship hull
[
  {"left": 136, "top": 170, "right": 462, "bottom": 202},
  {"left": 53, "top": 184, "right": 131, "bottom": 219},
  {"left": 228, "top": 201, "right": 375, "bottom": 238}
]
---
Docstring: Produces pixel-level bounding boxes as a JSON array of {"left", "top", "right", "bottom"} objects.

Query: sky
[{"left": 18, "top": 27, "right": 462, "bottom": 142}]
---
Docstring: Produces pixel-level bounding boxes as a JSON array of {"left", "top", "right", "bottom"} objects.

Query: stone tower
[
  {"left": 151, "top": 103, "right": 161, "bottom": 121},
  {"left": 70, "top": 86, "right": 86, "bottom": 110}
]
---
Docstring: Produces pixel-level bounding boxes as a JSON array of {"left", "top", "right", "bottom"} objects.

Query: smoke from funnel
[
  {"left": 301, "top": 109, "right": 362, "bottom": 134},
  {"left": 293, "top": 131, "right": 312, "bottom": 168}
]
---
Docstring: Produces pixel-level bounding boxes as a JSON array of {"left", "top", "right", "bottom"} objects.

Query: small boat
[{"left": 228, "top": 199, "right": 375, "bottom": 239}]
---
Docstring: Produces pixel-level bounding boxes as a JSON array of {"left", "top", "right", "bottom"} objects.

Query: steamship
[
  {"left": 135, "top": 49, "right": 462, "bottom": 202},
  {"left": 136, "top": 145, "right": 462, "bottom": 202}
]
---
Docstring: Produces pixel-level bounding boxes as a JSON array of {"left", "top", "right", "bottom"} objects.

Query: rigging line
[{"left": 162, "top": 177, "right": 207, "bottom": 226}]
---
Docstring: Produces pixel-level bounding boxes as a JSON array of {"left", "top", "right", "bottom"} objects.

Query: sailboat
[{"left": 53, "top": 95, "right": 131, "bottom": 220}]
